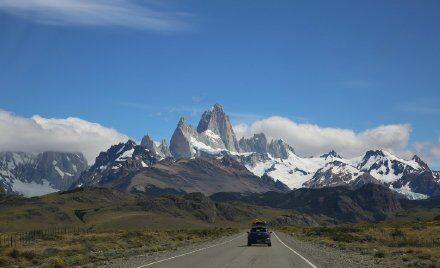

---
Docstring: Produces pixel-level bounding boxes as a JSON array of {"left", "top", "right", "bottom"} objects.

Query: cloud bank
[
  {"left": 0, "top": 0, "right": 190, "bottom": 31},
  {"left": 234, "top": 116, "right": 412, "bottom": 158},
  {"left": 0, "top": 110, "right": 128, "bottom": 164}
]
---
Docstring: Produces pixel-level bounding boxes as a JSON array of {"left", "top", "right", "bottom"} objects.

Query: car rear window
[{"left": 251, "top": 227, "right": 267, "bottom": 233}]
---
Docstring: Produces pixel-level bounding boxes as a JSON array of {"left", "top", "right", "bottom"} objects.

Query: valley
[{"left": 0, "top": 104, "right": 439, "bottom": 267}]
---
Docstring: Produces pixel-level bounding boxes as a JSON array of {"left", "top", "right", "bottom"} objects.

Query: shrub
[
  {"left": 49, "top": 257, "right": 66, "bottom": 268},
  {"left": 8, "top": 249, "right": 19, "bottom": 259},
  {"left": 401, "top": 254, "right": 412, "bottom": 262},
  {"left": 390, "top": 228, "right": 405, "bottom": 239},
  {"left": 0, "top": 256, "right": 10, "bottom": 266},
  {"left": 374, "top": 250, "right": 386, "bottom": 258},
  {"left": 331, "top": 233, "right": 358, "bottom": 243},
  {"left": 21, "top": 250, "right": 36, "bottom": 260},
  {"left": 417, "top": 251, "right": 432, "bottom": 260}
]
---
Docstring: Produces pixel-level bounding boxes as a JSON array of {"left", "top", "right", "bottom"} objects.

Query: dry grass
[
  {"left": 280, "top": 220, "right": 440, "bottom": 267},
  {"left": 0, "top": 227, "right": 238, "bottom": 267}
]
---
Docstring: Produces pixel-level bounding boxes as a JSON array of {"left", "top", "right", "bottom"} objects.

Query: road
[{"left": 136, "top": 232, "right": 317, "bottom": 268}]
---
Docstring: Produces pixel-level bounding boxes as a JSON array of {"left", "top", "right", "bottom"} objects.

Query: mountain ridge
[
  {"left": 0, "top": 151, "right": 88, "bottom": 197},
  {"left": 2, "top": 104, "right": 438, "bottom": 199}
]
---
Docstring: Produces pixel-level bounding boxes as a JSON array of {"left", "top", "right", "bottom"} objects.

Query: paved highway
[{"left": 136, "top": 232, "right": 317, "bottom": 268}]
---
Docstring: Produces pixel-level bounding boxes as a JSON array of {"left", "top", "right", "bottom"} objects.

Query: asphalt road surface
[{"left": 136, "top": 232, "right": 317, "bottom": 268}]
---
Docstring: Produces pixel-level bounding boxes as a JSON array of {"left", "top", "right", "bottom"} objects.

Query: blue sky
[{"left": 0, "top": 0, "right": 439, "bottom": 167}]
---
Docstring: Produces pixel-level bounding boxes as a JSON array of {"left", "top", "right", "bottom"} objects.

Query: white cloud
[
  {"left": 234, "top": 116, "right": 412, "bottom": 158},
  {"left": 0, "top": 110, "right": 128, "bottom": 164},
  {"left": 0, "top": 0, "right": 190, "bottom": 31}
]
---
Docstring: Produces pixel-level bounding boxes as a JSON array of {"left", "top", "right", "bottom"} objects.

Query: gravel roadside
[
  {"left": 99, "top": 231, "right": 244, "bottom": 268},
  {"left": 276, "top": 231, "right": 402, "bottom": 268}
]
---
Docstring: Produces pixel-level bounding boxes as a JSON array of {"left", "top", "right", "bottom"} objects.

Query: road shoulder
[
  {"left": 275, "top": 231, "right": 399, "bottom": 268},
  {"left": 100, "top": 232, "right": 244, "bottom": 268}
]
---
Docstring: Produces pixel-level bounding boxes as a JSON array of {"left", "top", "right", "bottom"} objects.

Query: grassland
[
  {"left": 280, "top": 220, "right": 440, "bottom": 267},
  {"left": 0, "top": 188, "right": 289, "bottom": 267},
  {"left": 0, "top": 227, "right": 238, "bottom": 267},
  {"left": 0, "top": 188, "right": 287, "bottom": 233}
]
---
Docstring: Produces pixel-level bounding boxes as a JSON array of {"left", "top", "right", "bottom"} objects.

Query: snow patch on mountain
[
  {"left": 116, "top": 148, "right": 134, "bottom": 161},
  {"left": 244, "top": 151, "right": 347, "bottom": 189},
  {"left": 0, "top": 151, "right": 87, "bottom": 196},
  {"left": 390, "top": 183, "right": 429, "bottom": 200},
  {"left": 10, "top": 179, "right": 58, "bottom": 197}
]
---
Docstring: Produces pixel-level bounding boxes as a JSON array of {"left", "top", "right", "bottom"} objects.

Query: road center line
[
  {"left": 136, "top": 233, "right": 246, "bottom": 268},
  {"left": 273, "top": 232, "right": 318, "bottom": 268}
]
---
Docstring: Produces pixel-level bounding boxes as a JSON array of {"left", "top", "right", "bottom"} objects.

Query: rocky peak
[
  {"left": 238, "top": 133, "right": 268, "bottom": 154},
  {"left": 140, "top": 134, "right": 156, "bottom": 151},
  {"left": 364, "top": 150, "right": 386, "bottom": 159},
  {"left": 125, "top": 139, "right": 137, "bottom": 148},
  {"left": 158, "top": 138, "right": 171, "bottom": 158},
  {"left": 268, "top": 139, "right": 295, "bottom": 159},
  {"left": 320, "top": 150, "right": 342, "bottom": 159},
  {"left": 412, "top": 155, "right": 430, "bottom": 171},
  {"left": 170, "top": 117, "right": 198, "bottom": 159},
  {"left": 196, "top": 104, "right": 239, "bottom": 152},
  {"left": 75, "top": 140, "right": 157, "bottom": 188},
  {"left": 140, "top": 134, "right": 170, "bottom": 158},
  {"left": 178, "top": 117, "right": 187, "bottom": 127}
]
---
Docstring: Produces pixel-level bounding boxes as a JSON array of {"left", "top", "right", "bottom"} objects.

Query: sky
[{"left": 0, "top": 0, "right": 439, "bottom": 167}]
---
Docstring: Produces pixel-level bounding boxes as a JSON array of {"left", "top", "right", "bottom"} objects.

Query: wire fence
[{"left": 0, "top": 226, "right": 91, "bottom": 248}]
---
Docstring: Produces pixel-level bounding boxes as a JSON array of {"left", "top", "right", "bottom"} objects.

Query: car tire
[{"left": 268, "top": 243, "right": 272, "bottom": 247}]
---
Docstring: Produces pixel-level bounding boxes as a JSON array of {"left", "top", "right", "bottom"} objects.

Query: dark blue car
[{"left": 247, "top": 226, "right": 272, "bottom": 247}]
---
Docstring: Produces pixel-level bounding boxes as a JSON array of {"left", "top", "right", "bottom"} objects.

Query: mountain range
[
  {"left": 0, "top": 104, "right": 439, "bottom": 199},
  {"left": 0, "top": 152, "right": 87, "bottom": 196}
]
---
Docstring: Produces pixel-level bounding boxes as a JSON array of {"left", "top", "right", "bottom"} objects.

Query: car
[{"left": 247, "top": 221, "right": 272, "bottom": 247}]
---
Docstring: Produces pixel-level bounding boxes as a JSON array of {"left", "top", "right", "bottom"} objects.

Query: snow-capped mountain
[
  {"left": 74, "top": 140, "right": 157, "bottom": 187},
  {"left": 169, "top": 104, "right": 240, "bottom": 158},
  {"left": 240, "top": 146, "right": 438, "bottom": 199},
  {"left": 64, "top": 103, "right": 439, "bottom": 200},
  {"left": 164, "top": 104, "right": 439, "bottom": 199},
  {"left": 0, "top": 151, "right": 87, "bottom": 197},
  {"left": 74, "top": 139, "right": 289, "bottom": 194},
  {"left": 303, "top": 161, "right": 379, "bottom": 189}
]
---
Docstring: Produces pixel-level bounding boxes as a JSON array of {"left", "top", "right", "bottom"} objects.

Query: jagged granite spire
[
  {"left": 170, "top": 117, "right": 198, "bottom": 158},
  {"left": 196, "top": 104, "right": 240, "bottom": 152},
  {"left": 141, "top": 134, "right": 171, "bottom": 158},
  {"left": 159, "top": 138, "right": 171, "bottom": 158},
  {"left": 239, "top": 133, "right": 268, "bottom": 154},
  {"left": 140, "top": 134, "right": 156, "bottom": 152},
  {"left": 268, "top": 139, "right": 295, "bottom": 159}
]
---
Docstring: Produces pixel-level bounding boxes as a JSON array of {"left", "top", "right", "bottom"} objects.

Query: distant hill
[
  {"left": 211, "top": 183, "right": 440, "bottom": 224},
  {"left": 0, "top": 187, "right": 286, "bottom": 233}
]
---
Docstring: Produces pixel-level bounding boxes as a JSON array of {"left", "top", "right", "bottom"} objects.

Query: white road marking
[
  {"left": 136, "top": 233, "right": 246, "bottom": 268},
  {"left": 273, "top": 232, "right": 318, "bottom": 268}
]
